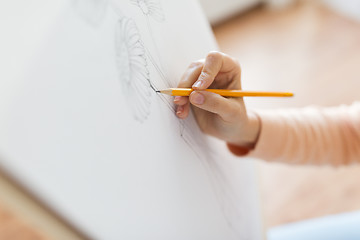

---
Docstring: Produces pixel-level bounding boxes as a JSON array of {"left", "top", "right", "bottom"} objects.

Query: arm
[
  {"left": 235, "top": 103, "right": 360, "bottom": 166},
  {"left": 175, "top": 51, "right": 360, "bottom": 166}
]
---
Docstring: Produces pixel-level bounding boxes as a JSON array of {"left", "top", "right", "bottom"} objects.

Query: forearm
[{"left": 229, "top": 102, "right": 360, "bottom": 166}]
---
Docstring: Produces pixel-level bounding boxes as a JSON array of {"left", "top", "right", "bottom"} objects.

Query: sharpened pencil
[{"left": 156, "top": 88, "right": 293, "bottom": 97}]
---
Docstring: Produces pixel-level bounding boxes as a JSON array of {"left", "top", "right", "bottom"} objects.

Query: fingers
[
  {"left": 174, "top": 96, "right": 189, "bottom": 119},
  {"left": 174, "top": 96, "right": 187, "bottom": 105},
  {"left": 178, "top": 60, "right": 204, "bottom": 88},
  {"left": 175, "top": 101, "right": 190, "bottom": 119},
  {"left": 175, "top": 60, "right": 204, "bottom": 119},
  {"left": 192, "top": 51, "right": 241, "bottom": 90},
  {"left": 174, "top": 51, "right": 241, "bottom": 119},
  {"left": 189, "top": 91, "right": 239, "bottom": 122}
]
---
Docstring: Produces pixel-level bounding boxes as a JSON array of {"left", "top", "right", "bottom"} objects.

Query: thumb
[{"left": 189, "top": 91, "right": 239, "bottom": 122}]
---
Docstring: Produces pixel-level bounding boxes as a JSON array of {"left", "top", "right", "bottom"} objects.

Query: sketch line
[
  {"left": 131, "top": 0, "right": 166, "bottom": 82},
  {"left": 115, "top": 17, "right": 152, "bottom": 123},
  {"left": 74, "top": 3, "right": 249, "bottom": 235},
  {"left": 142, "top": 24, "right": 247, "bottom": 235},
  {"left": 130, "top": 0, "right": 165, "bottom": 22},
  {"left": 141, "top": 41, "right": 169, "bottom": 88}
]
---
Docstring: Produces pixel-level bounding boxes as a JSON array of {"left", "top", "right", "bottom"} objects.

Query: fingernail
[
  {"left": 176, "top": 105, "right": 184, "bottom": 115},
  {"left": 174, "top": 96, "right": 181, "bottom": 103},
  {"left": 191, "top": 92, "right": 205, "bottom": 105},
  {"left": 192, "top": 80, "right": 203, "bottom": 89}
]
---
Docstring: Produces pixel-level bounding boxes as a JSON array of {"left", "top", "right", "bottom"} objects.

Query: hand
[{"left": 174, "top": 51, "right": 260, "bottom": 148}]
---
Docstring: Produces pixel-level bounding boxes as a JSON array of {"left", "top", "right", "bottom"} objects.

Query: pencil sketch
[
  {"left": 142, "top": 43, "right": 174, "bottom": 95},
  {"left": 115, "top": 17, "right": 152, "bottom": 122},
  {"left": 72, "top": 0, "right": 109, "bottom": 26},
  {"left": 73, "top": 4, "right": 248, "bottom": 236},
  {"left": 130, "top": 0, "right": 165, "bottom": 22},
  {"left": 115, "top": 17, "right": 174, "bottom": 118},
  {"left": 114, "top": 17, "right": 246, "bottom": 232},
  {"left": 131, "top": 0, "right": 166, "bottom": 82},
  {"left": 119, "top": 14, "right": 246, "bottom": 234}
]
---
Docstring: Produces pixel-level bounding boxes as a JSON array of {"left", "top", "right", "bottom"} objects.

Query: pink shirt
[{"left": 229, "top": 102, "right": 360, "bottom": 166}]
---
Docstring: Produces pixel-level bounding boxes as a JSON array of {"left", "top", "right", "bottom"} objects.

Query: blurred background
[
  {"left": 1, "top": 0, "right": 360, "bottom": 239},
  {"left": 208, "top": 0, "right": 360, "bottom": 230}
]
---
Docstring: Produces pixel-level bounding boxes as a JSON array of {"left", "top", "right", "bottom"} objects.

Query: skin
[{"left": 174, "top": 51, "right": 261, "bottom": 149}]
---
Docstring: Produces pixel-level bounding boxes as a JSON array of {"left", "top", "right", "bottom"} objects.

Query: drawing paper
[{"left": 0, "top": 0, "right": 263, "bottom": 239}]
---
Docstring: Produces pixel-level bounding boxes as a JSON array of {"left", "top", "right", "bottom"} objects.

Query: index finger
[
  {"left": 174, "top": 60, "right": 204, "bottom": 119},
  {"left": 192, "top": 51, "right": 240, "bottom": 90},
  {"left": 177, "top": 60, "right": 204, "bottom": 88}
]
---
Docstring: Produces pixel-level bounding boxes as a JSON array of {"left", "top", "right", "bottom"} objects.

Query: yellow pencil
[{"left": 156, "top": 88, "right": 293, "bottom": 97}]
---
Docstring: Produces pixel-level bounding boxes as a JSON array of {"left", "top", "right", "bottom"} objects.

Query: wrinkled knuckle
[{"left": 200, "top": 69, "right": 211, "bottom": 79}]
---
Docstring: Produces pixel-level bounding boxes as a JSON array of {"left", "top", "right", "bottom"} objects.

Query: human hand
[{"left": 174, "top": 51, "right": 260, "bottom": 148}]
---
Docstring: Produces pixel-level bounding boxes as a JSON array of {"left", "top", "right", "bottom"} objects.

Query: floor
[
  {"left": 0, "top": 202, "right": 46, "bottom": 240},
  {"left": 1, "top": 0, "right": 360, "bottom": 239},
  {"left": 213, "top": 0, "right": 360, "bottom": 228}
]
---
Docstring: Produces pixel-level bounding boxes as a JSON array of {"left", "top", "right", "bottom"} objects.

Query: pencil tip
[{"left": 155, "top": 90, "right": 160, "bottom": 93}]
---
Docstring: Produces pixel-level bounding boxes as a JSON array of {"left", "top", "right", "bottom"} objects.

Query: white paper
[{"left": 0, "top": 0, "right": 263, "bottom": 239}]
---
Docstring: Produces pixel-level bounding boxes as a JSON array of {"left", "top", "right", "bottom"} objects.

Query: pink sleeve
[{"left": 232, "top": 102, "right": 360, "bottom": 166}]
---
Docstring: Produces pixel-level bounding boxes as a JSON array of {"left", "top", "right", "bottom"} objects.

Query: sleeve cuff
[
  {"left": 226, "top": 110, "right": 285, "bottom": 159},
  {"left": 226, "top": 142, "right": 251, "bottom": 156}
]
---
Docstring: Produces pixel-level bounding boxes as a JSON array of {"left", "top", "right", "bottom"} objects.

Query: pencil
[{"left": 156, "top": 88, "right": 293, "bottom": 97}]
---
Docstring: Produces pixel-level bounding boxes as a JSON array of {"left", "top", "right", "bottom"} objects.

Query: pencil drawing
[
  {"left": 72, "top": 0, "right": 109, "bottom": 26},
  {"left": 115, "top": 17, "right": 152, "bottom": 122},
  {"left": 131, "top": 0, "right": 166, "bottom": 81},
  {"left": 142, "top": 43, "right": 174, "bottom": 97},
  {"left": 130, "top": 0, "right": 165, "bottom": 22},
  {"left": 140, "top": 30, "right": 246, "bottom": 235},
  {"left": 73, "top": 4, "right": 247, "bottom": 235},
  {"left": 134, "top": 23, "right": 245, "bottom": 235}
]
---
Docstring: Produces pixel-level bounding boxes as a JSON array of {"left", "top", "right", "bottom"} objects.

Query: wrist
[
  {"left": 226, "top": 112, "right": 261, "bottom": 156},
  {"left": 229, "top": 110, "right": 261, "bottom": 149},
  {"left": 245, "top": 111, "right": 261, "bottom": 148}
]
